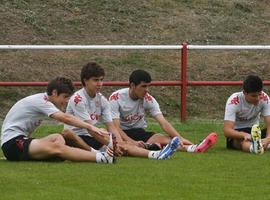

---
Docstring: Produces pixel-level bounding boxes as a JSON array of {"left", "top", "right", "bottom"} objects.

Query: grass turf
[{"left": 0, "top": 121, "right": 269, "bottom": 200}]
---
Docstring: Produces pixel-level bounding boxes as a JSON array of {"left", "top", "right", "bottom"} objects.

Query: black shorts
[
  {"left": 79, "top": 135, "right": 104, "bottom": 150},
  {"left": 226, "top": 127, "right": 267, "bottom": 149},
  {"left": 123, "top": 128, "right": 154, "bottom": 142},
  {"left": 1, "top": 135, "right": 34, "bottom": 161}
]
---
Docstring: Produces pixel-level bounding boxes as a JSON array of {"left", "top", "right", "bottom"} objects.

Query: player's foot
[
  {"left": 99, "top": 148, "right": 114, "bottom": 164},
  {"left": 195, "top": 132, "right": 217, "bottom": 153},
  {"left": 158, "top": 137, "right": 181, "bottom": 160},
  {"left": 251, "top": 124, "right": 264, "bottom": 155}
]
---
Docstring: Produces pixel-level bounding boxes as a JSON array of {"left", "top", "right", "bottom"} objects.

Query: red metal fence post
[{"left": 181, "top": 43, "right": 187, "bottom": 122}]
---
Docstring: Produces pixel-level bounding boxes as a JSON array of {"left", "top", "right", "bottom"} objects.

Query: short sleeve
[
  {"left": 224, "top": 95, "right": 238, "bottom": 122},
  {"left": 109, "top": 92, "right": 120, "bottom": 119},
  {"left": 144, "top": 94, "right": 162, "bottom": 117},
  {"left": 101, "top": 96, "right": 113, "bottom": 123}
]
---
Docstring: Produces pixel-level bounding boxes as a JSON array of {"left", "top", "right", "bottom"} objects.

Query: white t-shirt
[
  {"left": 1, "top": 93, "right": 60, "bottom": 146},
  {"left": 64, "top": 88, "right": 112, "bottom": 136},
  {"left": 224, "top": 91, "right": 270, "bottom": 129},
  {"left": 109, "top": 88, "right": 162, "bottom": 130}
]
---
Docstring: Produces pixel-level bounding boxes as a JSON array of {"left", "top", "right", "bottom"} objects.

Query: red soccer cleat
[{"left": 195, "top": 132, "right": 218, "bottom": 153}]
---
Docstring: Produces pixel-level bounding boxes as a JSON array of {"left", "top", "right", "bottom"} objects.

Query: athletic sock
[
  {"left": 148, "top": 151, "right": 160, "bottom": 159},
  {"left": 91, "top": 148, "right": 98, "bottom": 153},
  {"left": 96, "top": 152, "right": 102, "bottom": 163},
  {"left": 249, "top": 145, "right": 254, "bottom": 153},
  {"left": 187, "top": 144, "right": 197, "bottom": 152}
]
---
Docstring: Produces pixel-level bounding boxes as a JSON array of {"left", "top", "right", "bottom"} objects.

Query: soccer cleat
[
  {"left": 158, "top": 137, "right": 181, "bottom": 160},
  {"left": 195, "top": 132, "right": 218, "bottom": 153},
  {"left": 251, "top": 124, "right": 264, "bottom": 155},
  {"left": 99, "top": 150, "right": 114, "bottom": 164}
]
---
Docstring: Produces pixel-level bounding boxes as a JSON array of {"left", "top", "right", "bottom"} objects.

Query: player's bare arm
[
  {"left": 105, "top": 122, "right": 123, "bottom": 143},
  {"left": 224, "top": 120, "right": 251, "bottom": 141},
  {"left": 154, "top": 114, "right": 192, "bottom": 145},
  {"left": 51, "top": 111, "right": 107, "bottom": 137},
  {"left": 112, "top": 119, "right": 145, "bottom": 147},
  {"left": 263, "top": 116, "right": 270, "bottom": 138}
]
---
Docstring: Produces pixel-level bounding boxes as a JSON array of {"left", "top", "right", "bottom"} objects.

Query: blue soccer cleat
[{"left": 158, "top": 137, "right": 181, "bottom": 160}]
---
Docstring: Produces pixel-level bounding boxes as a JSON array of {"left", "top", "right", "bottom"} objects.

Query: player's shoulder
[
  {"left": 109, "top": 88, "right": 128, "bottom": 101},
  {"left": 227, "top": 92, "right": 242, "bottom": 106},
  {"left": 70, "top": 88, "right": 86, "bottom": 105},
  {"left": 260, "top": 91, "right": 270, "bottom": 103},
  {"left": 143, "top": 93, "right": 156, "bottom": 103},
  {"left": 28, "top": 93, "right": 49, "bottom": 103},
  {"left": 97, "top": 92, "right": 109, "bottom": 102}
]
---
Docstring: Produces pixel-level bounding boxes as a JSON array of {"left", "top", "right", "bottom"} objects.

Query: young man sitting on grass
[
  {"left": 224, "top": 74, "right": 270, "bottom": 154},
  {"left": 64, "top": 62, "right": 180, "bottom": 160},
  {"left": 1, "top": 77, "right": 115, "bottom": 163},
  {"left": 109, "top": 69, "right": 217, "bottom": 153}
]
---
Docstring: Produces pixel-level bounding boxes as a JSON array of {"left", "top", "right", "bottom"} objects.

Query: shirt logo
[
  {"left": 109, "top": 93, "right": 119, "bottom": 101},
  {"left": 90, "top": 113, "right": 99, "bottom": 121},
  {"left": 123, "top": 113, "right": 143, "bottom": 122},
  {"left": 260, "top": 93, "right": 269, "bottom": 104},
  {"left": 74, "top": 93, "right": 82, "bottom": 105},
  {"left": 229, "top": 96, "right": 239, "bottom": 105},
  {"left": 144, "top": 93, "right": 153, "bottom": 103},
  {"left": 43, "top": 94, "right": 49, "bottom": 102}
]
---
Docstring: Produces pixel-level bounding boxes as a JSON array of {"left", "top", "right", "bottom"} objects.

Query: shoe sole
[
  {"left": 251, "top": 125, "right": 264, "bottom": 154},
  {"left": 195, "top": 132, "right": 217, "bottom": 153}
]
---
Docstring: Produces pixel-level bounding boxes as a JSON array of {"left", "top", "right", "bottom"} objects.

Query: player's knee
[
  {"left": 49, "top": 142, "right": 66, "bottom": 157},
  {"left": 53, "top": 133, "right": 66, "bottom": 145},
  {"left": 61, "top": 129, "right": 73, "bottom": 138}
]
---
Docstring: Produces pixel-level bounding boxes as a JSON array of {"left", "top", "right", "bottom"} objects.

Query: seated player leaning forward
[
  {"left": 109, "top": 69, "right": 217, "bottom": 153},
  {"left": 1, "top": 77, "right": 115, "bottom": 163},
  {"left": 224, "top": 74, "right": 270, "bottom": 154},
  {"left": 64, "top": 62, "right": 180, "bottom": 160}
]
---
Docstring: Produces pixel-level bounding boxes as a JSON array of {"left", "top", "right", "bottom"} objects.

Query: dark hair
[
  {"left": 243, "top": 75, "right": 263, "bottom": 93},
  {"left": 129, "top": 69, "right": 151, "bottom": 86},
  {"left": 81, "top": 62, "right": 105, "bottom": 86},
  {"left": 47, "top": 77, "right": 74, "bottom": 96}
]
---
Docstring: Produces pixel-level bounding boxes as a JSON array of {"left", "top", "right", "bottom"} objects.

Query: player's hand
[
  {"left": 114, "top": 144, "right": 124, "bottom": 157},
  {"left": 117, "top": 143, "right": 128, "bottom": 156},
  {"left": 88, "top": 126, "right": 108, "bottom": 137},
  {"left": 135, "top": 140, "right": 146, "bottom": 148}
]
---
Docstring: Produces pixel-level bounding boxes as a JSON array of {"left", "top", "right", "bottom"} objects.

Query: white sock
[
  {"left": 249, "top": 145, "right": 254, "bottom": 153},
  {"left": 91, "top": 148, "right": 98, "bottom": 153},
  {"left": 148, "top": 151, "right": 160, "bottom": 159},
  {"left": 187, "top": 145, "right": 197, "bottom": 153},
  {"left": 96, "top": 152, "right": 102, "bottom": 163},
  {"left": 267, "top": 143, "right": 270, "bottom": 149}
]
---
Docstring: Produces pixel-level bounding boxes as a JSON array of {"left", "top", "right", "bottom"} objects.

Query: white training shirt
[
  {"left": 109, "top": 88, "right": 162, "bottom": 130},
  {"left": 224, "top": 91, "right": 270, "bottom": 129},
  {"left": 1, "top": 93, "right": 60, "bottom": 146},
  {"left": 64, "top": 88, "right": 112, "bottom": 136}
]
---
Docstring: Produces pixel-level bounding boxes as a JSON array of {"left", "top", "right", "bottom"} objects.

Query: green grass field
[{"left": 0, "top": 121, "right": 270, "bottom": 200}]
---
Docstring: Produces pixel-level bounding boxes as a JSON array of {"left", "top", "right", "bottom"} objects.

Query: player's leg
[
  {"left": 28, "top": 133, "right": 114, "bottom": 163},
  {"left": 118, "top": 137, "right": 180, "bottom": 160},
  {"left": 147, "top": 133, "right": 191, "bottom": 152},
  {"left": 61, "top": 129, "right": 92, "bottom": 151}
]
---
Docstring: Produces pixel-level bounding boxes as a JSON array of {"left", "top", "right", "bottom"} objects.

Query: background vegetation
[{"left": 0, "top": 0, "right": 270, "bottom": 120}]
